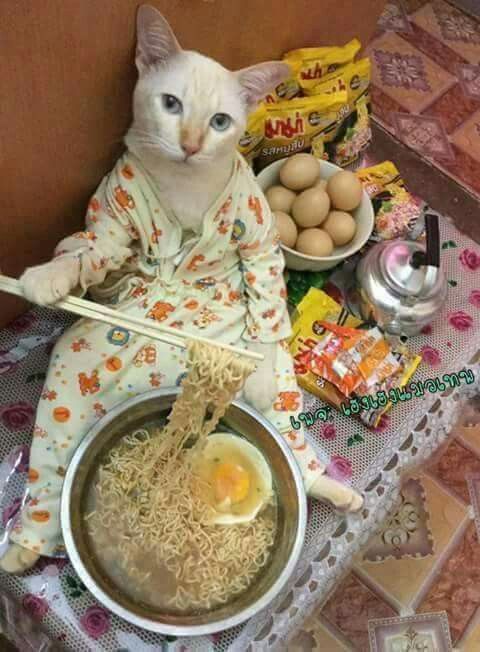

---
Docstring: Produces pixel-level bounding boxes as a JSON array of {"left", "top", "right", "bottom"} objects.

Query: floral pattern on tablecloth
[{"left": 0, "top": 205, "right": 478, "bottom": 651}]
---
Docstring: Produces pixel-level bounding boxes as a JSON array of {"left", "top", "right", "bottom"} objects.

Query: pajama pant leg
[
  {"left": 261, "top": 342, "right": 324, "bottom": 493},
  {"left": 12, "top": 324, "right": 327, "bottom": 557},
  {"left": 10, "top": 319, "right": 187, "bottom": 556}
]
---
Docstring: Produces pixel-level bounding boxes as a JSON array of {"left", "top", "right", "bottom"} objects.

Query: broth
[{"left": 84, "top": 428, "right": 278, "bottom": 615}]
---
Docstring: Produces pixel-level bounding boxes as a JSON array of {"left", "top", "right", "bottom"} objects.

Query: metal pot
[
  {"left": 356, "top": 213, "right": 447, "bottom": 336},
  {"left": 60, "top": 389, "right": 307, "bottom": 637}
]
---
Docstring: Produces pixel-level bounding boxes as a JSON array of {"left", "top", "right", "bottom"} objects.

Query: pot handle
[{"left": 411, "top": 213, "right": 440, "bottom": 269}]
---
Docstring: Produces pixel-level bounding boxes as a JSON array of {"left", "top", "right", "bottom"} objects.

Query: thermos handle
[{"left": 411, "top": 213, "right": 440, "bottom": 269}]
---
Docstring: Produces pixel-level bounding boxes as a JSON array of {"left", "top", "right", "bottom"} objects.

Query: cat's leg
[
  {"left": 262, "top": 341, "right": 363, "bottom": 513},
  {"left": 1, "top": 319, "right": 185, "bottom": 574},
  {"left": 0, "top": 545, "right": 41, "bottom": 574},
  {"left": 242, "top": 341, "right": 277, "bottom": 411},
  {"left": 0, "top": 322, "right": 111, "bottom": 573}
]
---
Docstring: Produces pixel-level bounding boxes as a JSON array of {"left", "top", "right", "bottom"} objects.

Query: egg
[
  {"left": 327, "top": 170, "right": 363, "bottom": 211},
  {"left": 323, "top": 210, "right": 356, "bottom": 246},
  {"left": 191, "top": 433, "right": 273, "bottom": 525},
  {"left": 274, "top": 211, "right": 297, "bottom": 248},
  {"left": 296, "top": 228, "right": 334, "bottom": 257},
  {"left": 292, "top": 188, "right": 330, "bottom": 228},
  {"left": 314, "top": 177, "right": 328, "bottom": 191},
  {"left": 279, "top": 153, "right": 320, "bottom": 191},
  {"left": 265, "top": 185, "right": 296, "bottom": 213}
]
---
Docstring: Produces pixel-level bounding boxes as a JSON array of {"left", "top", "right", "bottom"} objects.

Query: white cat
[
  {"left": 2, "top": 5, "right": 362, "bottom": 575},
  {"left": 21, "top": 5, "right": 289, "bottom": 411}
]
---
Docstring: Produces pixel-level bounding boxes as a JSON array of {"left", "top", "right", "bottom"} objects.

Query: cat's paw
[
  {"left": 20, "top": 257, "right": 80, "bottom": 305},
  {"left": 0, "top": 543, "right": 40, "bottom": 574},
  {"left": 309, "top": 473, "right": 364, "bottom": 513},
  {"left": 243, "top": 341, "right": 277, "bottom": 413}
]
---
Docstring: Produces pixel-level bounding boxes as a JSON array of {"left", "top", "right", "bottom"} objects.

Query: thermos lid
[
  {"left": 379, "top": 241, "right": 434, "bottom": 297},
  {"left": 378, "top": 213, "right": 442, "bottom": 299}
]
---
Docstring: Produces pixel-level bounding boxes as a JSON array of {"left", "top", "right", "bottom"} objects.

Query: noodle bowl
[
  {"left": 61, "top": 355, "right": 306, "bottom": 635},
  {"left": 85, "top": 342, "right": 277, "bottom": 613}
]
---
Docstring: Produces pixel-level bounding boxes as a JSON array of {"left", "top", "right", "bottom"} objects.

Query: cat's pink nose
[{"left": 181, "top": 141, "right": 201, "bottom": 157}]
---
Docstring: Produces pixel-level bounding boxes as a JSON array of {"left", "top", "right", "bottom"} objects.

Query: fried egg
[{"left": 192, "top": 433, "right": 273, "bottom": 525}]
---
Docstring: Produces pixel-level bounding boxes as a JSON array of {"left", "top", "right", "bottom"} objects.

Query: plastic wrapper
[
  {"left": 245, "top": 40, "right": 369, "bottom": 169},
  {"left": 307, "top": 322, "right": 393, "bottom": 397},
  {"left": 256, "top": 90, "right": 348, "bottom": 171},
  {"left": 0, "top": 587, "right": 59, "bottom": 651},
  {"left": 306, "top": 58, "right": 372, "bottom": 167},
  {"left": 289, "top": 288, "right": 421, "bottom": 427},
  {"left": 0, "top": 447, "right": 60, "bottom": 651},
  {"left": 284, "top": 39, "right": 361, "bottom": 93},
  {"left": 357, "top": 161, "right": 424, "bottom": 242},
  {"left": 289, "top": 288, "right": 363, "bottom": 409},
  {"left": 237, "top": 103, "right": 268, "bottom": 165},
  {"left": 264, "top": 59, "right": 302, "bottom": 104}
]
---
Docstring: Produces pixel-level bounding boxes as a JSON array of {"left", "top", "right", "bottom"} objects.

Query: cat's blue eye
[
  {"left": 162, "top": 94, "right": 182, "bottom": 115},
  {"left": 210, "top": 113, "right": 232, "bottom": 131}
]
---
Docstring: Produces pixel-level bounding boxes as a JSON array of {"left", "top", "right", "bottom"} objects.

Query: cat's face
[
  {"left": 127, "top": 5, "right": 289, "bottom": 166},
  {"left": 130, "top": 52, "right": 249, "bottom": 165}
]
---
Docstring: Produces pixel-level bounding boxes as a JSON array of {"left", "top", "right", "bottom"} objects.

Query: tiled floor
[
  {"left": 277, "top": 4, "right": 480, "bottom": 649},
  {"left": 289, "top": 401, "right": 480, "bottom": 651},
  {"left": 450, "top": 0, "right": 480, "bottom": 19},
  {"left": 367, "top": 0, "right": 480, "bottom": 198}
]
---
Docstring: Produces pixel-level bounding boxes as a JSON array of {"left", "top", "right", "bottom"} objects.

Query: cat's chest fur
[
  {"left": 142, "top": 155, "right": 234, "bottom": 234},
  {"left": 157, "top": 183, "right": 214, "bottom": 233}
]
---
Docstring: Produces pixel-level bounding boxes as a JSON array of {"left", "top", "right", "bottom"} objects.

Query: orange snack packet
[{"left": 306, "top": 322, "right": 390, "bottom": 397}]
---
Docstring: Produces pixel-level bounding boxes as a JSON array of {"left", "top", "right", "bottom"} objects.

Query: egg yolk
[{"left": 213, "top": 462, "right": 250, "bottom": 505}]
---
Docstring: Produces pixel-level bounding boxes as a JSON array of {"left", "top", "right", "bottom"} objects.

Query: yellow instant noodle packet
[
  {"left": 284, "top": 39, "right": 361, "bottom": 92},
  {"left": 289, "top": 288, "right": 421, "bottom": 428},
  {"left": 356, "top": 161, "right": 423, "bottom": 241},
  {"left": 289, "top": 288, "right": 362, "bottom": 409},
  {"left": 257, "top": 90, "right": 348, "bottom": 171},
  {"left": 237, "top": 103, "right": 267, "bottom": 165},
  {"left": 306, "top": 58, "right": 372, "bottom": 167},
  {"left": 264, "top": 59, "right": 302, "bottom": 104}
]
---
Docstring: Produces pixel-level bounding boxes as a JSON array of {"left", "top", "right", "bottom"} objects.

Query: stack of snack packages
[
  {"left": 237, "top": 39, "right": 372, "bottom": 171},
  {"left": 289, "top": 288, "right": 421, "bottom": 429}
]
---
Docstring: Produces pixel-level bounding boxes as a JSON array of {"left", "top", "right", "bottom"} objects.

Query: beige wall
[{"left": 0, "top": 0, "right": 385, "bottom": 325}]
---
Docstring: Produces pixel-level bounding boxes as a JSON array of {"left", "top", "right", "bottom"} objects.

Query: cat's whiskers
[{"left": 127, "top": 128, "right": 182, "bottom": 159}]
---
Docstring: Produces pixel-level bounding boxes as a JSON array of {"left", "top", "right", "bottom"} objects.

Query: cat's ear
[
  {"left": 136, "top": 5, "right": 181, "bottom": 75},
  {"left": 236, "top": 62, "right": 291, "bottom": 107}
]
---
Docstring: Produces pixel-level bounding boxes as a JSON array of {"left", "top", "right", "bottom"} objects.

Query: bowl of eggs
[{"left": 258, "top": 153, "right": 375, "bottom": 271}]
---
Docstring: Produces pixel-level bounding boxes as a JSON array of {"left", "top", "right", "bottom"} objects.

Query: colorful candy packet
[
  {"left": 289, "top": 288, "right": 421, "bottom": 428},
  {"left": 356, "top": 161, "right": 424, "bottom": 242},
  {"left": 237, "top": 103, "right": 268, "bottom": 165},
  {"left": 256, "top": 90, "right": 348, "bottom": 171},
  {"left": 284, "top": 39, "right": 361, "bottom": 93},
  {"left": 306, "top": 58, "right": 372, "bottom": 167}
]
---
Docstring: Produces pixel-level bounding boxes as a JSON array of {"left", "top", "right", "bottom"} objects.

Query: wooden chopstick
[{"left": 0, "top": 275, "right": 264, "bottom": 362}]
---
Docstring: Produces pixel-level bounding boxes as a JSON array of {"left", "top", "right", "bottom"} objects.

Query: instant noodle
[
  {"left": 289, "top": 288, "right": 420, "bottom": 427},
  {"left": 284, "top": 39, "right": 361, "bottom": 93},
  {"left": 356, "top": 161, "right": 423, "bottom": 241},
  {"left": 289, "top": 288, "right": 362, "bottom": 409},
  {"left": 264, "top": 59, "right": 303, "bottom": 104},
  {"left": 306, "top": 58, "right": 372, "bottom": 167},
  {"left": 238, "top": 103, "right": 268, "bottom": 165},
  {"left": 257, "top": 91, "right": 348, "bottom": 171}
]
